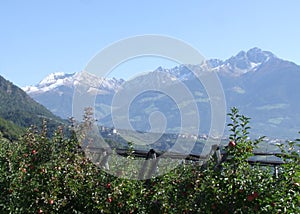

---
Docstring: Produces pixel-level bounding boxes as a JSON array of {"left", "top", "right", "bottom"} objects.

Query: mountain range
[{"left": 23, "top": 47, "right": 300, "bottom": 139}]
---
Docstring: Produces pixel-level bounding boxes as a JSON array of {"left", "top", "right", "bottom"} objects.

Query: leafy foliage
[
  {"left": 0, "top": 108, "right": 299, "bottom": 213},
  {"left": 0, "top": 116, "right": 24, "bottom": 141}
]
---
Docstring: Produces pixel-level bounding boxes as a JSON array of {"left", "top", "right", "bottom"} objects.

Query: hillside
[
  {"left": 0, "top": 116, "right": 24, "bottom": 141},
  {"left": 0, "top": 75, "right": 65, "bottom": 135}
]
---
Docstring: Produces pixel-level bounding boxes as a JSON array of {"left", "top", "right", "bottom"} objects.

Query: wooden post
[
  {"left": 100, "top": 150, "right": 110, "bottom": 170},
  {"left": 274, "top": 165, "right": 279, "bottom": 178},
  {"left": 139, "top": 149, "right": 158, "bottom": 180},
  {"left": 201, "top": 144, "right": 219, "bottom": 168}
]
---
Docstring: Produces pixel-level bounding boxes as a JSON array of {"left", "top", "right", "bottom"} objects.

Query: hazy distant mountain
[
  {"left": 23, "top": 48, "right": 300, "bottom": 138},
  {"left": 0, "top": 74, "right": 64, "bottom": 136},
  {"left": 23, "top": 72, "right": 124, "bottom": 119}
]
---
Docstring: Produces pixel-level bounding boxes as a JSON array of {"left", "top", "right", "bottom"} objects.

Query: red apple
[
  {"left": 253, "top": 192, "right": 258, "bottom": 198},
  {"left": 106, "top": 183, "right": 111, "bottom": 189},
  {"left": 247, "top": 195, "right": 254, "bottom": 201},
  {"left": 228, "top": 141, "right": 236, "bottom": 147}
]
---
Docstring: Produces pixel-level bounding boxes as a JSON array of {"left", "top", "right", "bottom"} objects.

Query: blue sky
[{"left": 1, "top": 0, "right": 300, "bottom": 87}]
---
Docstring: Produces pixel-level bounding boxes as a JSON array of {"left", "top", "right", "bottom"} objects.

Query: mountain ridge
[{"left": 22, "top": 47, "right": 300, "bottom": 138}]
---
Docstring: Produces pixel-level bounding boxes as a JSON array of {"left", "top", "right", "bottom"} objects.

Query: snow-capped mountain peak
[
  {"left": 23, "top": 71, "right": 124, "bottom": 95},
  {"left": 224, "top": 47, "right": 275, "bottom": 69},
  {"left": 203, "top": 47, "right": 277, "bottom": 76},
  {"left": 152, "top": 48, "right": 278, "bottom": 79},
  {"left": 246, "top": 47, "right": 275, "bottom": 63},
  {"left": 22, "top": 72, "right": 76, "bottom": 94},
  {"left": 38, "top": 72, "right": 74, "bottom": 87},
  {"left": 23, "top": 48, "right": 280, "bottom": 95}
]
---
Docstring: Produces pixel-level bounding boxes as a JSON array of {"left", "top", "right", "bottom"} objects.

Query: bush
[{"left": 0, "top": 108, "right": 299, "bottom": 213}]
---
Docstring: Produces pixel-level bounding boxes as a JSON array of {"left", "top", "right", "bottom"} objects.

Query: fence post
[
  {"left": 100, "top": 150, "right": 110, "bottom": 170},
  {"left": 274, "top": 165, "right": 279, "bottom": 178},
  {"left": 138, "top": 149, "right": 158, "bottom": 180}
]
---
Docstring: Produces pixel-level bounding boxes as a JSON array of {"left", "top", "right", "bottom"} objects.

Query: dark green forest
[{"left": 0, "top": 75, "right": 65, "bottom": 139}]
